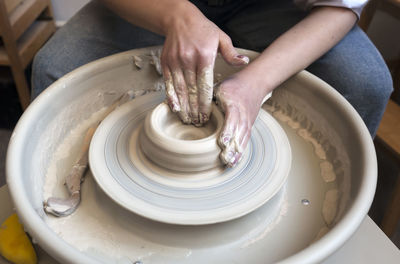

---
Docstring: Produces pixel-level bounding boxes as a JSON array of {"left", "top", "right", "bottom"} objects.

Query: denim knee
[
  {"left": 349, "top": 61, "right": 393, "bottom": 137},
  {"left": 308, "top": 25, "right": 394, "bottom": 137},
  {"left": 362, "top": 67, "right": 393, "bottom": 104},
  {"left": 31, "top": 45, "right": 58, "bottom": 100}
]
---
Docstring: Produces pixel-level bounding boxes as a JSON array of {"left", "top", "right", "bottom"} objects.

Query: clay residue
[
  {"left": 43, "top": 108, "right": 109, "bottom": 200},
  {"left": 240, "top": 190, "right": 288, "bottom": 249},
  {"left": 133, "top": 55, "right": 144, "bottom": 69},
  {"left": 322, "top": 189, "right": 339, "bottom": 226},
  {"left": 43, "top": 106, "right": 193, "bottom": 262},
  {"left": 296, "top": 128, "right": 327, "bottom": 160},
  {"left": 312, "top": 226, "right": 330, "bottom": 243},
  {"left": 264, "top": 89, "right": 351, "bottom": 238},
  {"left": 320, "top": 161, "right": 336, "bottom": 183}
]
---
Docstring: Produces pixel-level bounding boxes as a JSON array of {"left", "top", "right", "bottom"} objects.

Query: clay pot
[{"left": 140, "top": 103, "right": 224, "bottom": 172}]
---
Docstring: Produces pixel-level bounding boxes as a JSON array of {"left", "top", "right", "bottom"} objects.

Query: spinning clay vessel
[{"left": 140, "top": 102, "right": 224, "bottom": 172}]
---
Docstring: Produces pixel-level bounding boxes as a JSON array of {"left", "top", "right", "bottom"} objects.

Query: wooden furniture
[
  {"left": 359, "top": 0, "right": 400, "bottom": 31},
  {"left": 377, "top": 100, "right": 400, "bottom": 237},
  {"left": 4, "top": 0, "right": 23, "bottom": 13},
  {"left": 0, "top": 0, "right": 56, "bottom": 110},
  {"left": 359, "top": 0, "right": 400, "bottom": 238}
]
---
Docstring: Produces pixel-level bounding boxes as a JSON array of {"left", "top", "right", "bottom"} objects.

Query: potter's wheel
[
  {"left": 89, "top": 91, "right": 291, "bottom": 225},
  {"left": 7, "top": 48, "right": 377, "bottom": 263}
]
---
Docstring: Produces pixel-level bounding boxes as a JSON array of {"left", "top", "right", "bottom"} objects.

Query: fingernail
[
  {"left": 222, "top": 136, "right": 230, "bottom": 146},
  {"left": 234, "top": 152, "right": 242, "bottom": 164},
  {"left": 236, "top": 55, "right": 249, "bottom": 64},
  {"left": 227, "top": 152, "right": 242, "bottom": 167},
  {"left": 179, "top": 112, "right": 191, "bottom": 124},
  {"left": 200, "top": 113, "right": 209, "bottom": 123},
  {"left": 172, "top": 103, "right": 180, "bottom": 112},
  {"left": 220, "top": 150, "right": 234, "bottom": 166},
  {"left": 227, "top": 154, "right": 236, "bottom": 168},
  {"left": 168, "top": 99, "right": 180, "bottom": 112},
  {"left": 226, "top": 151, "right": 234, "bottom": 161},
  {"left": 167, "top": 97, "right": 180, "bottom": 112},
  {"left": 192, "top": 116, "right": 199, "bottom": 124},
  {"left": 218, "top": 133, "right": 231, "bottom": 148},
  {"left": 192, "top": 118, "right": 201, "bottom": 127}
]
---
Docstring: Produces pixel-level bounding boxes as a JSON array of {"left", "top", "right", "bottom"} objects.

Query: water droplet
[{"left": 301, "top": 199, "right": 310, "bottom": 205}]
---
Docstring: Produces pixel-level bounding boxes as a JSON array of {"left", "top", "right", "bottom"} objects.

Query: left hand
[
  {"left": 215, "top": 75, "right": 270, "bottom": 167},
  {"left": 160, "top": 4, "right": 249, "bottom": 126}
]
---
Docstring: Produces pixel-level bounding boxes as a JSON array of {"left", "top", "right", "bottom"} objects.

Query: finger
[
  {"left": 218, "top": 104, "right": 239, "bottom": 149},
  {"left": 219, "top": 33, "right": 250, "bottom": 66},
  {"left": 197, "top": 65, "right": 214, "bottom": 124},
  {"left": 172, "top": 69, "right": 191, "bottom": 124},
  {"left": 223, "top": 121, "right": 244, "bottom": 168},
  {"left": 184, "top": 69, "right": 200, "bottom": 125},
  {"left": 229, "top": 128, "right": 251, "bottom": 168},
  {"left": 196, "top": 46, "right": 217, "bottom": 125},
  {"left": 220, "top": 104, "right": 254, "bottom": 167},
  {"left": 220, "top": 131, "right": 244, "bottom": 167},
  {"left": 220, "top": 142, "right": 235, "bottom": 167},
  {"left": 219, "top": 108, "right": 241, "bottom": 167},
  {"left": 220, "top": 133, "right": 243, "bottom": 167},
  {"left": 163, "top": 67, "right": 180, "bottom": 112},
  {"left": 239, "top": 127, "right": 251, "bottom": 154},
  {"left": 233, "top": 111, "right": 252, "bottom": 166}
]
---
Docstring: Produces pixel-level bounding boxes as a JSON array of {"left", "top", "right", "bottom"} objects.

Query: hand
[
  {"left": 161, "top": 3, "right": 249, "bottom": 126},
  {"left": 215, "top": 75, "right": 270, "bottom": 167}
]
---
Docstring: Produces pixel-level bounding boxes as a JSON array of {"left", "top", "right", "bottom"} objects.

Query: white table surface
[{"left": 1, "top": 184, "right": 399, "bottom": 264}]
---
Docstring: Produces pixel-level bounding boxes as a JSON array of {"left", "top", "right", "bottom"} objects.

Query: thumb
[{"left": 219, "top": 33, "right": 250, "bottom": 66}]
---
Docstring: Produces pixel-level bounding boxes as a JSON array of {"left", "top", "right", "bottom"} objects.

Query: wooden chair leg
[
  {"left": 9, "top": 65, "right": 30, "bottom": 110},
  {"left": 40, "top": 1, "right": 54, "bottom": 20},
  {"left": 381, "top": 171, "right": 400, "bottom": 237},
  {"left": 0, "top": 0, "right": 33, "bottom": 110}
]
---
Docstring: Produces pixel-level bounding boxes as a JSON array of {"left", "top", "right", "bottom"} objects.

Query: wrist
[
  {"left": 234, "top": 69, "right": 274, "bottom": 102},
  {"left": 160, "top": 1, "right": 200, "bottom": 35}
]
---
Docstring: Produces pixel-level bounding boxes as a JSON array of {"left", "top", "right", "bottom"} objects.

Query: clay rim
[{"left": 142, "top": 103, "right": 224, "bottom": 155}]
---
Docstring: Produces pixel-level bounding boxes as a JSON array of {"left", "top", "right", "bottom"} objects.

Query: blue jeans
[{"left": 32, "top": 0, "right": 393, "bottom": 137}]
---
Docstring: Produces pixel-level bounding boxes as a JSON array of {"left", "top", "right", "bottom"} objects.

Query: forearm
[
  {"left": 238, "top": 6, "right": 357, "bottom": 98},
  {"left": 98, "top": 0, "right": 198, "bottom": 35}
]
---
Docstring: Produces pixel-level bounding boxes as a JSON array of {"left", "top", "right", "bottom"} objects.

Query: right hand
[{"left": 161, "top": 2, "right": 249, "bottom": 126}]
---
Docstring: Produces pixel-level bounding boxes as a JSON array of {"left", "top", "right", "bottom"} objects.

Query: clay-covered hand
[
  {"left": 161, "top": 4, "right": 249, "bottom": 126},
  {"left": 215, "top": 75, "right": 270, "bottom": 167}
]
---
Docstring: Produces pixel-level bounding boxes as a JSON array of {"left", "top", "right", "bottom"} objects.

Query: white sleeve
[{"left": 294, "top": 0, "right": 368, "bottom": 18}]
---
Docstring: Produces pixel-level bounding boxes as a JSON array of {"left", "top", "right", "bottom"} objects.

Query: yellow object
[{"left": 0, "top": 213, "right": 37, "bottom": 264}]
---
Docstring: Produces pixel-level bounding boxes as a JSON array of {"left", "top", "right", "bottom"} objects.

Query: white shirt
[{"left": 294, "top": 0, "right": 369, "bottom": 18}]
